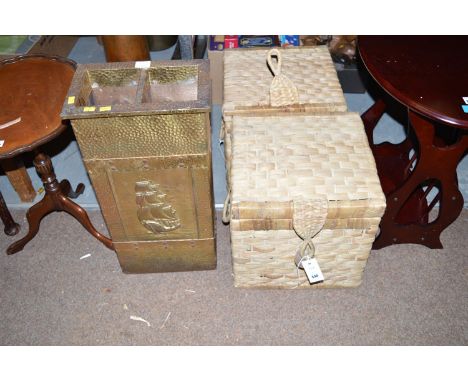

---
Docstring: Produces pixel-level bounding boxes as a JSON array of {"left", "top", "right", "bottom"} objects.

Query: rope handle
[
  {"left": 222, "top": 190, "right": 232, "bottom": 223},
  {"left": 266, "top": 49, "right": 283, "bottom": 77},
  {"left": 266, "top": 48, "right": 299, "bottom": 107}
]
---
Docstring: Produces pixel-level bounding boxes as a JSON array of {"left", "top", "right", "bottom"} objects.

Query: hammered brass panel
[
  {"left": 86, "top": 154, "right": 210, "bottom": 173},
  {"left": 191, "top": 166, "right": 215, "bottom": 239},
  {"left": 83, "top": 160, "right": 125, "bottom": 239},
  {"left": 114, "top": 238, "right": 216, "bottom": 274},
  {"left": 71, "top": 113, "right": 208, "bottom": 159},
  {"left": 109, "top": 166, "right": 198, "bottom": 241},
  {"left": 135, "top": 180, "right": 181, "bottom": 233},
  {"left": 147, "top": 66, "right": 198, "bottom": 84},
  {"left": 86, "top": 68, "right": 141, "bottom": 87},
  {"left": 84, "top": 155, "right": 213, "bottom": 243}
]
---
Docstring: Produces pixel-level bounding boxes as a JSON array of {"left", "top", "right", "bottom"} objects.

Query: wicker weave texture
[
  {"left": 230, "top": 113, "right": 385, "bottom": 205},
  {"left": 223, "top": 46, "right": 347, "bottom": 113},
  {"left": 231, "top": 227, "right": 377, "bottom": 288}
]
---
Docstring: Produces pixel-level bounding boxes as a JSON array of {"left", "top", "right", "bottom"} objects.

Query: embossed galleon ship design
[{"left": 135, "top": 180, "right": 181, "bottom": 233}]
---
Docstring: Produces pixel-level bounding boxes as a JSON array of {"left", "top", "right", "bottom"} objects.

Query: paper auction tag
[
  {"left": 67, "top": 96, "right": 75, "bottom": 104},
  {"left": 83, "top": 106, "right": 96, "bottom": 112},
  {"left": 302, "top": 257, "right": 324, "bottom": 284},
  {"left": 0, "top": 140, "right": 4, "bottom": 148},
  {"left": 135, "top": 61, "right": 151, "bottom": 69},
  {"left": 99, "top": 106, "right": 112, "bottom": 112}
]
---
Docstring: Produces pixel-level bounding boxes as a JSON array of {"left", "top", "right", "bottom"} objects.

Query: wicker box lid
[
  {"left": 223, "top": 46, "right": 347, "bottom": 115},
  {"left": 229, "top": 113, "right": 386, "bottom": 223}
]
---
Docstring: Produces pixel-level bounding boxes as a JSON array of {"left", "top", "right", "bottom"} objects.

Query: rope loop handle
[
  {"left": 266, "top": 49, "right": 283, "bottom": 76},
  {"left": 266, "top": 48, "right": 299, "bottom": 107}
]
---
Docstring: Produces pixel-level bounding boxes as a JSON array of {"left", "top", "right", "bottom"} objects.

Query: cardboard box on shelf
[
  {"left": 224, "top": 35, "right": 238, "bottom": 49},
  {"left": 238, "top": 35, "right": 279, "bottom": 48},
  {"left": 209, "top": 35, "right": 224, "bottom": 51},
  {"left": 279, "top": 35, "right": 300, "bottom": 47}
]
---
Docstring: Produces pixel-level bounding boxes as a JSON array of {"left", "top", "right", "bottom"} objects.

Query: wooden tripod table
[
  {"left": 0, "top": 55, "right": 114, "bottom": 255},
  {"left": 358, "top": 36, "right": 468, "bottom": 249}
]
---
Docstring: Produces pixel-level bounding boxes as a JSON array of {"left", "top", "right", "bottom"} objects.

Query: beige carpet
[{"left": 0, "top": 209, "right": 466, "bottom": 345}]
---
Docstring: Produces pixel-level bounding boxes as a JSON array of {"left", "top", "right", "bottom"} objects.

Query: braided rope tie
[{"left": 293, "top": 199, "right": 328, "bottom": 269}]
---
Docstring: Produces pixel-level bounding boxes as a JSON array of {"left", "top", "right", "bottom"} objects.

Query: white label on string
[
  {"left": 135, "top": 61, "right": 151, "bottom": 69},
  {"left": 463, "top": 97, "right": 468, "bottom": 105},
  {"left": 0, "top": 140, "right": 4, "bottom": 148},
  {"left": 302, "top": 257, "right": 324, "bottom": 284}
]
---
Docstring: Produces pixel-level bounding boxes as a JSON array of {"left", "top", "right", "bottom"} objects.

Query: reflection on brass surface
[
  {"left": 135, "top": 180, "right": 181, "bottom": 233},
  {"left": 148, "top": 66, "right": 198, "bottom": 84},
  {"left": 77, "top": 68, "right": 141, "bottom": 107},
  {"left": 86, "top": 68, "right": 140, "bottom": 87},
  {"left": 61, "top": 60, "right": 210, "bottom": 119}
]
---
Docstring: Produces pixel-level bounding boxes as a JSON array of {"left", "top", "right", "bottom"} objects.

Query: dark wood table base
[
  {"left": 362, "top": 100, "right": 468, "bottom": 249},
  {"left": 0, "top": 190, "right": 20, "bottom": 236},
  {"left": 7, "top": 152, "right": 114, "bottom": 255}
]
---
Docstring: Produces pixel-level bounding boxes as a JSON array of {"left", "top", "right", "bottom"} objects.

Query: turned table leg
[
  {"left": 0, "top": 190, "right": 20, "bottom": 236},
  {"left": 7, "top": 152, "right": 114, "bottom": 255}
]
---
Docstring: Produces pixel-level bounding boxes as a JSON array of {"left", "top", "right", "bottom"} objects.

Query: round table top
[
  {"left": 0, "top": 55, "right": 76, "bottom": 159},
  {"left": 358, "top": 36, "right": 468, "bottom": 129}
]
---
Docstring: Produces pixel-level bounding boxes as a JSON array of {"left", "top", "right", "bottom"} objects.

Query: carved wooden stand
[
  {"left": 0, "top": 190, "right": 20, "bottom": 236},
  {"left": 362, "top": 100, "right": 468, "bottom": 249},
  {"left": 7, "top": 152, "right": 114, "bottom": 255}
]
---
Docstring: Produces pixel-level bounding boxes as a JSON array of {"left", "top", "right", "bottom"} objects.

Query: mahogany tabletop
[
  {"left": 358, "top": 36, "right": 468, "bottom": 129},
  {"left": 0, "top": 55, "right": 76, "bottom": 159}
]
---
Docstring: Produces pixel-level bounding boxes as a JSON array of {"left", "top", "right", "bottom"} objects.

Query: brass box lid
[{"left": 61, "top": 60, "right": 210, "bottom": 119}]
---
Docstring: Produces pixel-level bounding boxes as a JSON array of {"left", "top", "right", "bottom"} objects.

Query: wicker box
[
  {"left": 61, "top": 60, "right": 216, "bottom": 274},
  {"left": 226, "top": 113, "right": 386, "bottom": 288},
  {"left": 222, "top": 46, "right": 348, "bottom": 172}
]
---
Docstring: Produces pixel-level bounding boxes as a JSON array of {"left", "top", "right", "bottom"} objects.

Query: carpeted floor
[{"left": 0, "top": 209, "right": 466, "bottom": 345}]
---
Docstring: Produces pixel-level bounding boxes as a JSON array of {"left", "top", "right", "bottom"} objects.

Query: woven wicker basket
[
  {"left": 226, "top": 113, "right": 386, "bottom": 288},
  {"left": 221, "top": 46, "right": 348, "bottom": 178}
]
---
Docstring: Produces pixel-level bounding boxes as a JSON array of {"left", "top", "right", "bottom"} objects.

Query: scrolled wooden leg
[
  {"left": 7, "top": 151, "right": 114, "bottom": 254},
  {"left": 6, "top": 194, "right": 55, "bottom": 255},
  {"left": 60, "top": 179, "right": 85, "bottom": 199},
  {"left": 58, "top": 195, "right": 114, "bottom": 250}
]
